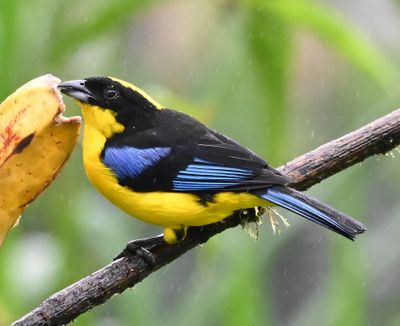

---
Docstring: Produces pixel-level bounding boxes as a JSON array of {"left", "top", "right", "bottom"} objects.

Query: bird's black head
[{"left": 58, "top": 77, "right": 162, "bottom": 126}]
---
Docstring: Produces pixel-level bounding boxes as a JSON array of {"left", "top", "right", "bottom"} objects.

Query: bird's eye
[{"left": 103, "top": 88, "right": 119, "bottom": 100}]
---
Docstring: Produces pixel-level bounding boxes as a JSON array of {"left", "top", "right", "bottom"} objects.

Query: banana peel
[{"left": 0, "top": 75, "right": 81, "bottom": 247}]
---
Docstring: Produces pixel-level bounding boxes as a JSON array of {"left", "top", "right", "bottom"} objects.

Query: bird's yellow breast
[{"left": 80, "top": 103, "right": 267, "bottom": 228}]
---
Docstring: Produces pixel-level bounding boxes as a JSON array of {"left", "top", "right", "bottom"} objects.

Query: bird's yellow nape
[{"left": 108, "top": 77, "right": 163, "bottom": 110}]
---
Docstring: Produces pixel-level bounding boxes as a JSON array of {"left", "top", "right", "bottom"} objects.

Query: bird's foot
[{"left": 114, "top": 235, "right": 165, "bottom": 266}]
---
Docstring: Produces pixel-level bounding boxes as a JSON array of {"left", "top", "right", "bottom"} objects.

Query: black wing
[{"left": 103, "top": 109, "right": 290, "bottom": 192}]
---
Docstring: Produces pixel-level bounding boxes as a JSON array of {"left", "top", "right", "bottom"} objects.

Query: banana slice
[{"left": 0, "top": 75, "right": 81, "bottom": 246}]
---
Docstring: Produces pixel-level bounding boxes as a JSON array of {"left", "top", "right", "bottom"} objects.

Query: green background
[{"left": 1, "top": 0, "right": 400, "bottom": 325}]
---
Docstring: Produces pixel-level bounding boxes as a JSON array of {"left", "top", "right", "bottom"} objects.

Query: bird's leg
[{"left": 115, "top": 235, "right": 165, "bottom": 265}]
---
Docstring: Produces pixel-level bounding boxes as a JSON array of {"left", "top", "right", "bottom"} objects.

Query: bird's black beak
[{"left": 58, "top": 80, "right": 93, "bottom": 103}]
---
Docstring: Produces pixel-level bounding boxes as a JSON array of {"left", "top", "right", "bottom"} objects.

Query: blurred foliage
[{"left": 1, "top": 0, "right": 400, "bottom": 325}]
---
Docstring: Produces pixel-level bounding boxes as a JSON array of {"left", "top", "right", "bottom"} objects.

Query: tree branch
[{"left": 12, "top": 109, "right": 400, "bottom": 326}]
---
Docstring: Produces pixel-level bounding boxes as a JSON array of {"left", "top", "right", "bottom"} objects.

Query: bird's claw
[{"left": 114, "top": 235, "right": 165, "bottom": 267}]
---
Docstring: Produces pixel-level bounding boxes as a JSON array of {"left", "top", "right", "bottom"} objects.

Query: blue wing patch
[
  {"left": 173, "top": 158, "right": 253, "bottom": 191},
  {"left": 103, "top": 146, "right": 171, "bottom": 179}
]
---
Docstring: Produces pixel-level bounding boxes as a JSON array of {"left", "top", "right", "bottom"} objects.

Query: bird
[{"left": 58, "top": 77, "right": 366, "bottom": 244}]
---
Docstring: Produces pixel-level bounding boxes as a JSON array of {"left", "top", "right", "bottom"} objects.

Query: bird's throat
[
  {"left": 79, "top": 103, "right": 124, "bottom": 139},
  {"left": 79, "top": 102, "right": 125, "bottom": 192}
]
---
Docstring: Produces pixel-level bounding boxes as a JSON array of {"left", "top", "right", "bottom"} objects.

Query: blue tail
[{"left": 256, "top": 186, "right": 366, "bottom": 240}]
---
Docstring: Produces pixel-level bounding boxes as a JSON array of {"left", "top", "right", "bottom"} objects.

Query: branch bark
[{"left": 12, "top": 109, "right": 400, "bottom": 326}]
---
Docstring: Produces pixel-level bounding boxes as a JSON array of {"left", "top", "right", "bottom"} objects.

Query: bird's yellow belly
[
  {"left": 81, "top": 124, "right": 268, "bottom": 229},
  {"left": 84, "top": 153, "right": 267, "bottom": 228}
]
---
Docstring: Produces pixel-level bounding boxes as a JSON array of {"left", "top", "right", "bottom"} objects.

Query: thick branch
[{"left": 12, "top": 109, "right": 400, "bottom": 326}]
